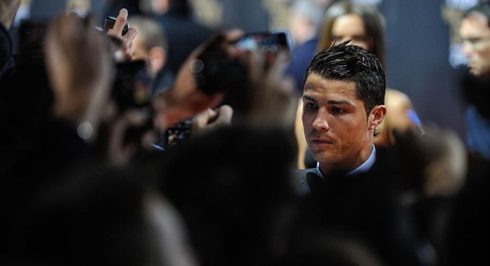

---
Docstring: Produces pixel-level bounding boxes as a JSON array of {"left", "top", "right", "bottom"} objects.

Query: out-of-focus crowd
[{"left": 0, "top": 1, "right": 488, "bottom": 266}]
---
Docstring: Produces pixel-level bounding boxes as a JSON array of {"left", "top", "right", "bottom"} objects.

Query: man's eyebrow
[
  {"left": 327, "top": 100, "right": 354, "bottom": 106},
  {"left": 302, "top": 95, "right": 317, "bottom": 102},
  {"left": 303, "top": 96, "right": 354, "bottom": 106}
]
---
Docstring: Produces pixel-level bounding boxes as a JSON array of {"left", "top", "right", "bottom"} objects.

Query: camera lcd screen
[
  {"left": 235, "top": 31, "right": 290, "bottom": 54},
  {"left": 113, "top": 60, "right": 152, "bottom": 111},
  {"left": 165, "top": 120, "right": 192, "bottom": 149}
]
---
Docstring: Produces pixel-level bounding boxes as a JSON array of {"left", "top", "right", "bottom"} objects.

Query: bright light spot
[
  {"left": 449, "top": 43, "right": 468, "bottom": 69},
  {"left": 445, "top": 0, "right": 478, "bottom": 10},
  {"left": 352, "top": 0, "right": 383, "bottom": 6}
]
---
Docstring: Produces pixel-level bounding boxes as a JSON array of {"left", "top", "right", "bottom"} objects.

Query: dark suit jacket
[
  {"left": 294, "top": 146, "right": 419, "bottom": 196},
  {"left": 292, "top": 147, "right": 433, "bottom": 266}
]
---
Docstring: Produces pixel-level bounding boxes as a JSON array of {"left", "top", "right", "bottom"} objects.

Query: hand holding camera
[
  {"left": 152, "top": 29, "right": 293, "bottom": 130},
  {"left": 191, "top": 105, "right": 233, "bottom": 139},
  {"left": 105, "top": 8, "right": 138, "bottom": 61},
  {"left": 245, "top": 50, "right": 297, "bottom": 128},
  {"left": 152, "top": 30, "right": 244, "bottom": 130},
  {"left": 44, "top": 9, "right": 154, "bottom": 164}
]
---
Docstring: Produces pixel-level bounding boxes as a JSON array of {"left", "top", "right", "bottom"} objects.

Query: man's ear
[
  {"left": 369, "top": 105, "right": 386, "bottom": 128},
  {"left": 148, "top": 46, "right": 166, "bottom": 75}
]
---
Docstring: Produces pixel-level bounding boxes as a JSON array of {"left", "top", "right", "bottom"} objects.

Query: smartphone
[
  {"left": 113, "top": 60, "right": 152, "bottom": 111},
  {"left": 235, "top": 30, "right": 291, "bottom": 53},
  {"left": 164, "top": 120, "right": 192, "bottom": 149},
  {"left": 113, "top": 60, "right": 153, "bottom": 145},
  {"left": 195, "top": 30, "right": 292, "bottom": 95},
  {"left": 235, "top": 30, "right": 292, "bottom": 67},
  {"left": 103, "top": 16, "right": 129, "bottom": 36}
]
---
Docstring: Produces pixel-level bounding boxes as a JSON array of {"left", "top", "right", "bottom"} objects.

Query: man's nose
[
  {"left": 312, "top": 108, "right": 330, "bottom": 131},
  {"left": 461, "top": 41, "right": 472, "bottom": 57}
]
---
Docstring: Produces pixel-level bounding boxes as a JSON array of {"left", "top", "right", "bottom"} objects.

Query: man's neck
[{"left": 318, "top": 145, "right": 376, "bottom": 177}]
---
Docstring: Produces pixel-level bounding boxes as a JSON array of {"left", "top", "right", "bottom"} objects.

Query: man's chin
[
  {"left": 311, "top": 152, "right": 337, "bottom": 165},
  {"left": 469, "top": 66, "right": 490, "bottom": 77},
  {"left": 470, "top": 68, "right": 482, "bottom": 76}
]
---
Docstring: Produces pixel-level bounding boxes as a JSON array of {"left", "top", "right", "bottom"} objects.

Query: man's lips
[{"left": 311, "top": 139, "right": 334, "bottom": 146}]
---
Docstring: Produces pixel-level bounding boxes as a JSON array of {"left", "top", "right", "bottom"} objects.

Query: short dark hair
[
  {"left": 464, "top": 1, "right": 490, "bottom": 26},
  {"left": 305, "top": 41, "right": 386, "bottom": 115}
]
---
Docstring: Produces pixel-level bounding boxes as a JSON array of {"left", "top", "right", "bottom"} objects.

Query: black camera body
[
  {"left": 112, "top": 60, "right": 152, "bottom": 111},
  {"left": 103, "top": 16, "right": 129, "bottom": 36},
  {"left": 194, "top": 56, "right": 247, "bottom": 96},
  {"left": 194, "top": 31, "right": 291, "bottom": 96}
]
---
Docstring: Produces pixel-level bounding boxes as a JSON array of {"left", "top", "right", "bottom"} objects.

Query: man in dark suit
[
  {"left": 459, "top": 1, "right": 490, "bottom": 159},
  {"left": 292, "top": 42, "right": 440, "bottom": 266},
  {"left": 297, "top": 41, "right": 387, "bottom": 194}
]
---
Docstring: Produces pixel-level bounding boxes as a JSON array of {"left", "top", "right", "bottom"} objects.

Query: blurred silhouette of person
[
  {"left": 141, "top": 0, "right": 171, "bottom": 15},
  {"left": 0, "top": 18, "right": 13, "bottom": 77},
  {"left": 129, "top": 15, "right": 173, "bottom": 94},
  {"left": 103, "top": 0, "right": 142, "bottom": 20},
  {"left": 459, "top": 1, "right": 490, "bottom": 159},
  {"left": 437, "top": 4, "right": 490, "bottom": 263},
  {"left": 285, "top": 0, "right": 332, "bottom": 93},
  {"left": 6, "top": 163, "right": 197, "bottom": 266},
  {"left": 154, "top": 0, "right": 214, "bottom": 79},
  {"left": 0, "top": 0, "right": 21, "bottom": 30},
  {"left": 160, "top": 126, "right": 296, "bottom": 266},
  {"left": 0, "top": 0, "right": 19, "bottom": 77},
  {"left": 279, "top": 227, "right": 388, "bottom": 266}
]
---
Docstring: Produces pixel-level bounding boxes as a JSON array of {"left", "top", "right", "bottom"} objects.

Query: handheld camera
[
  {"left": 103, "top": 16, "right": 129, "bottom": 36},
  {"left": 196, "top": 30, "right": 292, "bottom": 95}
]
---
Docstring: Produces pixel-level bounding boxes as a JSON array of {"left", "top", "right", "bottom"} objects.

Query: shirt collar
[{"left": 315, "top": 145, "right": 377, "bottom": 178}]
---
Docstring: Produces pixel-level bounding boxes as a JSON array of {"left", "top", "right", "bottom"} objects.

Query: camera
[
  {"left": 112, "top": 60, "right": 152, "bottom": 112},
  {"left": 103, "top": 16, "right": 129, "bottom": 36},
  {"left": 195, "top": 30, "right": 292, "bottom": 96},
  {"left": 163, "top": 120, "right": 192, "bottom": 150},
  {"left": 235, "top": 30, "right": 291, "bottom": 64}
]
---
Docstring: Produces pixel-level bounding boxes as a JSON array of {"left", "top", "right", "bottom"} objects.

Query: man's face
[
  {"left": 132, "top": 37, "right": 149, "bottom": 62},
  {"left": 302, "top": 73, "right": 381, "bottom": 173},
  {"left": 460, "top": 14, "right": 490, "bottom": 77}
]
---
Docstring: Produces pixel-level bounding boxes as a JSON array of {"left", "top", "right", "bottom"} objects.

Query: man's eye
[
  {"left": 331, "top": 107, "right": 344, "bottom": 114},
  {"left": 305, "top": 103, "right": 317, "bottom": 110}
]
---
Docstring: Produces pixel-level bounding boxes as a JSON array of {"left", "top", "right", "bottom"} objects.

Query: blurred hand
[
  {"left": 0, "top": 0, "right": 20, "bottom": 29},
  {"left": 107, "top": 109, "right": 156, "bottom": 164},
  {"left": 191, "top": 105, "right": 233, "bottom": 139},
  {"left": 107, "top": 8, "right": 138, "bottom": 61},
  {"left": 245, "top": 50, "right": 298, "bottom": 128},
  {"left": 394, "top": 125, "right": 467, "bottom": 197},
  {"left": 153, "top": 30, "right": 244, "bottom": 130},
  {"left": 45, "top": 13, "right": 113, "bottom": 141}
]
